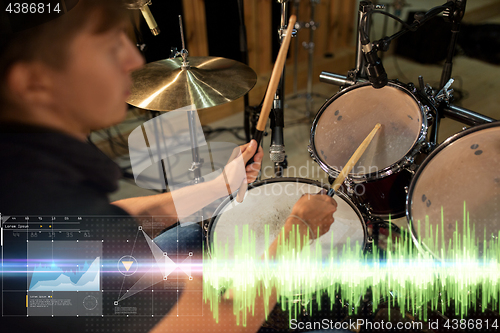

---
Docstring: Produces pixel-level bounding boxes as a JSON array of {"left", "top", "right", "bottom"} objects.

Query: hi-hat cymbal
[{"left": 126, "top": 56, "right": 257, "bottom": 112}]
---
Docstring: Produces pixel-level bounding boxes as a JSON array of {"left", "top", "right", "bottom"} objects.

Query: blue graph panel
[{"left": 28, "top": 241, "right": 101, "bottom": 292}]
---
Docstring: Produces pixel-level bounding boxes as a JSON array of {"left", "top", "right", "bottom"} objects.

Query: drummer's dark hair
[{"left": 0, "top": 0, "right": 128, "bottom": 113}]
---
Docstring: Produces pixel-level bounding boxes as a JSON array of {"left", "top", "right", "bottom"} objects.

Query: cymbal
[{"left": 126, "top": 56, "right": 257, "bottom": 112}]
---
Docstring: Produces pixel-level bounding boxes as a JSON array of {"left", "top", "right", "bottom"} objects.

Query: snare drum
[
  {"left": 309, "top": 82, "right": 428, "bottom": 218},
  {"left": 207, "top": 178, "right": 367, "bottom": 259},
  {"left": 407, "top": 122, "right": 500, "bottom": 259}
]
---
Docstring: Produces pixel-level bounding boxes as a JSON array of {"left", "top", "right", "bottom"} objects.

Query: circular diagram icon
[{"left": 83, "top": 295, "right": 98, "bottom": 311}]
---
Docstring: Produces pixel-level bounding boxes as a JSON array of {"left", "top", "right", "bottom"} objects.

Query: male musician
[{"left": 0, "top": 0, "right": 338, "bottom": 332}]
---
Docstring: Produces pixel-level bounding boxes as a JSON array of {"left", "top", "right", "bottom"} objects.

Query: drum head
[
  {"left": 208, "top": 178, "right": 366, "bottom": 259},
  {"left": 408, "top": 123, "right": 500, "bottom": 257},
  {"left": 312, "top": 83, "right": 424, "bottom": 178}
]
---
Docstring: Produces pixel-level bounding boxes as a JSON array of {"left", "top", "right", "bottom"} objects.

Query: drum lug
[
  {"left": 424, "top": 105, "right": 433, "bottom": 120},
  {"left": 358, "top": 202, "right": 373, "bottom": 217},
  {"left": 407, "top": 82, "right": 417, "bottom": 93},
  {"left": 307, "top": 144, "right": 313, "bottom": 155},
  {"left": 404, "top": 185, "right": 409, "bottom": 194},
  {"left": 421, "top": 141, "right": 434, "bottom": 154},
  {"left": 400, "top": 156, "right": 414, "bottom": 169},
  {"left": 307, "top": 145, "right": 317, "bottom": 162},
  {"left": 345, "top": 178, "right": 355, "bottom": 195}
]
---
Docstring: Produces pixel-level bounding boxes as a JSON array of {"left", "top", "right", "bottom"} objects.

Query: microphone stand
[
  {"left": 352, "top": 1, "right": 374, "bottom": 81},
  {"left": 429, "top": 0, "right": 465, "bottom": 147},
  {"left": 270, "top": 0, "right": 294, "bottom": 177}
]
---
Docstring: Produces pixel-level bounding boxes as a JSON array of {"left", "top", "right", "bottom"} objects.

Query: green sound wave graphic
[{"left": 203, "top": 205, "right": 500, "bottom": 326}]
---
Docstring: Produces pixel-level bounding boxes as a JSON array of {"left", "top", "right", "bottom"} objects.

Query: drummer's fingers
[
  {"left": 315, "top": 192, "right": 337, "bottom": 207},
  {"left": 253, "top": 145, "right": 264, "bottom": 162},
  {"left": 330, "top": 197, "right": 338, "bottom": 209},
  {"left": 245, "top": 161, "right": 260, "bottom": 172}
]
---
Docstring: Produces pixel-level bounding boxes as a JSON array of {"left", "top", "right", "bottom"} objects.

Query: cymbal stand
[
  {"left": 287, "top": 0, "right": 329, "bottom": 118},
  {"left": 170, "top": 16, "right": 204, "bottom": 184}
]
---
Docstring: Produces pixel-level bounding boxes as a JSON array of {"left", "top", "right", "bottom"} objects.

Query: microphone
[
  {"left": 269, "top": 105, "right": 285, "bottom": 165},
  {"left": 125, "top": 0, "right": 160, "bottom": 36},
  {"left": 361, "top": 42, "right": 388, "bottom": 89}
]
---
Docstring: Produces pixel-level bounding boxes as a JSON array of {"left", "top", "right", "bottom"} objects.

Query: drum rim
[
  {"left": 309, "top": 81, "right": 428, "bottom": 182},
  {"left": 405, "top": 121, "right": 500, "bottom": 256},
  {"left": 206, "top": 177, "right": 368, "bottom": 258}
]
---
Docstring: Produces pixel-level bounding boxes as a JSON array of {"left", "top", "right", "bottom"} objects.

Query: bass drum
[
  {"left": 407, "top": 122, "right": 500, "bottom": 259},
  {"left": 207, "top": 178, "right": 367, "bottom": 260},
  {"left": 310, "top": 81, "right": 428, "bottom": 218}
]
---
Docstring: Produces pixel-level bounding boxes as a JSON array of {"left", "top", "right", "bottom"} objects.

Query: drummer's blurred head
[{"left": 0, "top": 0, "right": 144, "bottom": 139}]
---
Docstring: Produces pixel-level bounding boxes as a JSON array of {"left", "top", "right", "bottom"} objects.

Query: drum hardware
[
  {"left": 359, "top": 203, "right": 374, "bottom": 219},
  {"left": 399, "top": 156, "right": 414, "bottom": 169},
  {"left": 125, "top": 0, "right": 161, "bottom": 36},
  {"left": 404, "top": 186, "right": 409, "bottom": 195},
  {"left": 442, "top": 104, "right": 496, "bottom": 127},
  {"left": 286, "top": 0, "right": 330, "bottom": 118},
  {"left": 433, "top": 78, "right": 496, "bottom": 126},
  {"left": 266, "top": 1, "right": 297, "bottom": 178},
  {"left": 418, "top": 76, "right": 495, "bottom": 128},
  {"left": 291, "top": 0, "right": 300, "bottom": 95},
  {"left": 344, "top": 178, "right": 355, "bottom": 196},
  {"left": 307, "top": 145, "right": 315, "bottom": 159},
  {"left": 434, "top": 78, "right": 455, "bottom": 103},
  {"left": 353, "top": 1, "right": 383, "bottom": 81},
  {"left": 424, "top": 106, "right": 433, "bottom": 121},
  {"left": 319, "top": 71, "right": 363, "bottom": 88}
]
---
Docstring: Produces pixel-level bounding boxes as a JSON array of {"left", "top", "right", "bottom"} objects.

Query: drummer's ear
[{"left": 5, "top": 61, "right": 55, "bottom": 111}]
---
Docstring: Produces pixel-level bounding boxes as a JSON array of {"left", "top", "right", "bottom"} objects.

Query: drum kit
[{"left": 126, "top": 0, "right": 499, "bottom": 327}]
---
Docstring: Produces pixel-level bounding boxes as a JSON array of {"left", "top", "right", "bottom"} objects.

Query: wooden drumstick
[
  {"left": 235, "top": 15, "right": 297, "bottom": 203},
  {"left": 328, "top": 123, "right": 382, "bottom": 196}
]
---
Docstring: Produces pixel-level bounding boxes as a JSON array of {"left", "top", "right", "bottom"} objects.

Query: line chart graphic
[
  {"left": 27, "top": 241, "right": 102, "bottom": 292},
  {"left": 29, "top": 257, "right": 100, "bottom": 291}
]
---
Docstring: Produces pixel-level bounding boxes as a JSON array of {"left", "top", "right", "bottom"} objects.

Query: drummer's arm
[
  {"left": 111, "top": 177, "right": 227, "bottom": 222},
  {"left": 111, "top": 141, "right": 263, "bottom": 225}
]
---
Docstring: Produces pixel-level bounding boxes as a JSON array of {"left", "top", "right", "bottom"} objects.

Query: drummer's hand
[
  {"left": 287, "top": 189, "right": 337, "bottom": 239},
  {"left": 239, "top": 140, "right": 263, "bottom": 183},
  {"left": 216, "top": 140, "right": 263, "bottom": 196}
]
